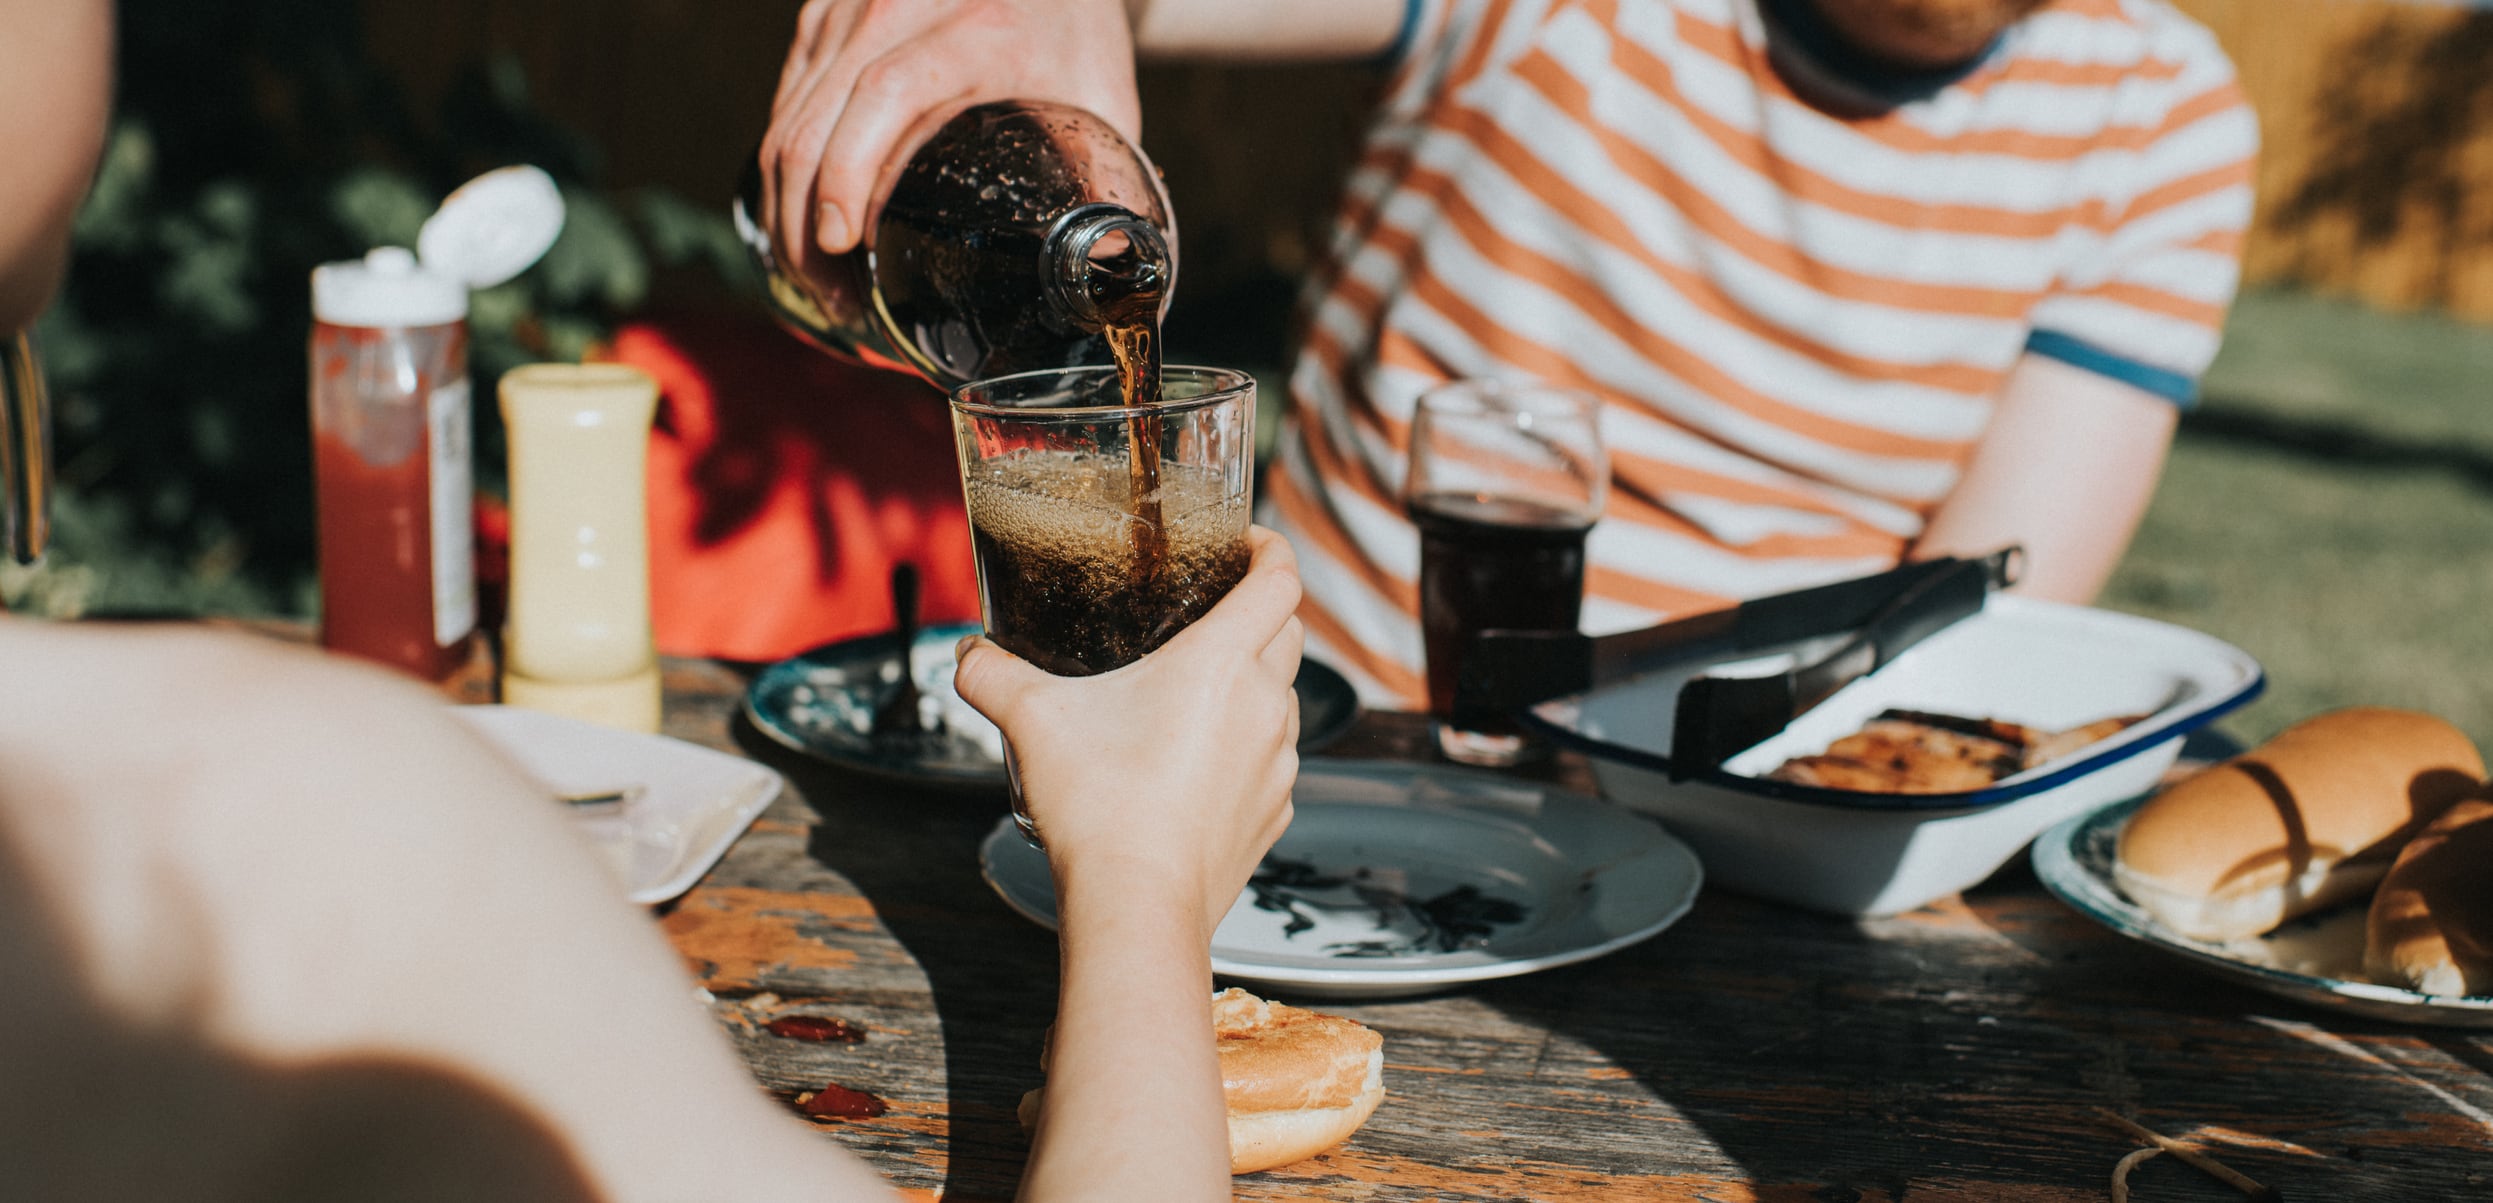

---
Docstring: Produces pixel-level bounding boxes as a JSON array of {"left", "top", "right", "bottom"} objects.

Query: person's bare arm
[
  {"left": 1909, "top": 353, "right": 2180, "bottom": 603},
  {"left": 760, "top": 0, "right": 1408, "bottom": 269},
  {"left": 0, "top": 620, "right": 899, "bottom": 1203},
  {"left": 955, "top": 528, "right": 1304, "bottom": 1203},
  {"left": 0, "top": 0, "right": 113, "bottom": 332}
]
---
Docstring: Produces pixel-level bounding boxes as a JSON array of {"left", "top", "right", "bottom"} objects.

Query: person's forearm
[
  {"left": 1125, "top": 0, "right": 1408, "bottom": 61},
  {"left": 1911, "top": 354, "right": 2178, "bottom": 604},
  {"left": 1020, "top": 870, "right": 1229, "bottom": 1203}
]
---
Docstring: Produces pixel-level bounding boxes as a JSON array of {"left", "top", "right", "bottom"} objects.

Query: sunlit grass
[{"left": 2104, "top": 288, "right": 2493, "bottom": 750}]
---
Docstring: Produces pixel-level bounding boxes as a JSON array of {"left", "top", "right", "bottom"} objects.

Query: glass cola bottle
[{"left": 736, "top": 100, "right": 1177, "bottom": 390}]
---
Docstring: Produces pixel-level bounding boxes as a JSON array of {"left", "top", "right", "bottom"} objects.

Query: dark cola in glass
[
  {"left": 1403, "top": 382, "right": 1608, "bottom": 766},
  {"left": 952, "top": 366, "right": 1256, "bottom": 838}
]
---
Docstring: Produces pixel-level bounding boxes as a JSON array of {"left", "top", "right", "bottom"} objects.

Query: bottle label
[{"left": 428, "top": 379, "right": 477, "bottom": 646}]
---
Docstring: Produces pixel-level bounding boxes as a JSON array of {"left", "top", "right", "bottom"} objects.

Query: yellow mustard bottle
[{"left": 498, "top": 363, "right": 662, "bottom": 732}]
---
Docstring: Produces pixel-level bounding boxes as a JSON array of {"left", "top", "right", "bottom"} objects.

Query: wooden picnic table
[{"left": 637, "top": 656, "right": 2490, "bottom": 1203}]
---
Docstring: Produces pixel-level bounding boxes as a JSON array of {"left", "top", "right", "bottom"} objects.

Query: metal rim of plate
[
  {"left": 978, "top": 757, "right": 1705, "bottom": 999},
  {"left": 743, "top": 625, "right": 1365, "bottom": 788},
  {"left": 2032, "top": 795, "right": 2493, "bottom": 1028}
]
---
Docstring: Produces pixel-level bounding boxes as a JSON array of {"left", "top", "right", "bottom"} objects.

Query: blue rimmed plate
[
  {"left": 746, "top": 624, "right": 1363, "bottom": 789},
  {"left": 980, "top": 758, "right": 1703, "bottom": 999},
  {"left": 2034, "top": 795, "right": 2493, "bottom": 1028}
]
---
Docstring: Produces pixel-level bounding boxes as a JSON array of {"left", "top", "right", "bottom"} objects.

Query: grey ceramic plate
[
  {"left": 745, "top": 624, "right": 1363, "bottom": 788},
  {"left": 2034, "top": 796, "right": 2493, "bottom": 1028},
  {"left": 981, "top": 758, "right": 1704, "bottom": 999}
]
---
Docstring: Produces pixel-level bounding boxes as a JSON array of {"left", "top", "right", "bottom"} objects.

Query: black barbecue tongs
[{"left": 1453, "top": 546, "right": 2023, "bottom": 779}]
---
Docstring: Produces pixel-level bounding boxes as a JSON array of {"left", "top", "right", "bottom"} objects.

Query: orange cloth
[{"left": 604, "top": 314, "right": 980, "bottom": 663}]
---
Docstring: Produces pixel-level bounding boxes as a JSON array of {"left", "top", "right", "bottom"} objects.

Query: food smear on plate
[{"left": 1766, "top": 708, "right": 2144, "bottom": 793}]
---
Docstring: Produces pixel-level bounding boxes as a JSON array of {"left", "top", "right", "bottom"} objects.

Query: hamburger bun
[
  {"left": 2113, "top": 707, "right": 2485, "bottom": 941},
  {"left": 2364, "top": 794, "right": 2493, "bottom": 996},
  {"left": 1017, "top": 987, "right": 1385, "bottom": 1175}
]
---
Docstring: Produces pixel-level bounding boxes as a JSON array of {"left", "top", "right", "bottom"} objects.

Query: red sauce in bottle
[{"left": 309, "top": 318, "right": 475, "bottom": 680}]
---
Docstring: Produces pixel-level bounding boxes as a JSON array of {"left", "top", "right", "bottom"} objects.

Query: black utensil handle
[
  {"left": 890, "top": 563, "right": 920, "bottom": 633},
  {"left": 1668, "top": 547, "right": 2020, "bottom": 777}
]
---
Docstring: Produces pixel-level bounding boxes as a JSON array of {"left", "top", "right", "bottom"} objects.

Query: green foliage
[
  {"left": 12, "top": 0, "right": 751, "bottom": 618},
  {"left": 2102, "top": 288, "right": 2493, "bottom": 753}
]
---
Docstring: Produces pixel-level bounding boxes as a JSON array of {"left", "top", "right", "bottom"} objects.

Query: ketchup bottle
[{"left": 308, "top": 167, "right": 564, "bottom": 680}]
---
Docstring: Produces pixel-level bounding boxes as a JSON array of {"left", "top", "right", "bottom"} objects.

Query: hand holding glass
[{"left": 950, "top": 365, "right": 1257, "bottom": 838}]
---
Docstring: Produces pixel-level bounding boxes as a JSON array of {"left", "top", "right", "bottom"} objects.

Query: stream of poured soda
[{"left": 1101, "top": 283, "right": 1166, "bottom": 581}]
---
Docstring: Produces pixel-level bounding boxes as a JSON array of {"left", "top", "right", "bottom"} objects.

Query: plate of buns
[
  {"left": 2033, "top": 707, "right": 2493, "bottom": 1026},
  {"left": 982, "top": 758, "right": 1705, "bottom": 999}
]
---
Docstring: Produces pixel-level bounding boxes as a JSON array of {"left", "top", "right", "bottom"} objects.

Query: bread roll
[
  {"left": 2365, "top": 795, "right": 2493, "bottom": 996},
  {"left": 1211, "top": 987, "right": 1385, "bottom": 1173},
  {"left": 2114, "top": 707, "right": 2484, "bottom": 941},
  {"left": 1016, "top": 987, "right": 1385, "bottom": 1175}
]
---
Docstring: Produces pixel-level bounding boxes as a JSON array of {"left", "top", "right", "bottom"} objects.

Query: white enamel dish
[
  {"left": 453, "top": 705, "right": 783, "bottom": 905},
  {"left": 2035, "top": 796, "right": 2493, "bottom": 1027},
  {"left": 1526, "top": 596, "right": 2264, "bottom": 917},
  {"left": 980, "top": 758, "right": 1704, "bottom": 999}
]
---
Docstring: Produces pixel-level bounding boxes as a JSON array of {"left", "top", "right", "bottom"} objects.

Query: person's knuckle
[
  {"left": 953, "top": 0, "right": 1017, "bottom": 34},
  {"left": 850, "top": 56, "right": 922, "bottom": 108},
  {"left": 853, "top": 0, "right": 910, "bottom": 39}
]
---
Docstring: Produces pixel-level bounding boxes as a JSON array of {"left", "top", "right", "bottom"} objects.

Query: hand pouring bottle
[
  {"left": 734, "top": 100, "right": 1177, "bottom": 390},
  {"left": 309, "top": 166, "right": 564, "bottom": 679}
]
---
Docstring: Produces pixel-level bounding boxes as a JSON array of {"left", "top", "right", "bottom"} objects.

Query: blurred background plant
[{"left": 6, "top": 0, "right": 750, "bottom": 619}]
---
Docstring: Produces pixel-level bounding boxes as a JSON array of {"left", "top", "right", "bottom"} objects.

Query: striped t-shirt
[{"left": 1261, "top": 0, "right": 2258, "bottom": 706}]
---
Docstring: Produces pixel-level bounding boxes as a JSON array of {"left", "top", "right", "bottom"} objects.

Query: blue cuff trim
[
  {"left": 1375, "top": 0, "right": 1424, "bottom": 66},
  {"left": 2025, "top": 329, "right": 2199, "bottom": 408}
]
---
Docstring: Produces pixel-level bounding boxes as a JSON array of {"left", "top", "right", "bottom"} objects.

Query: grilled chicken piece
[
  {"left": 1766, "top": 710, "right": 2146, "bottom": 793},
  {"left": 1769, "top": 719, "right": 2022, "bottom": 793}
]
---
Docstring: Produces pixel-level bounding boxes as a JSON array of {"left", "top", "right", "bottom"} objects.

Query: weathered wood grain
[{"left": 651, "top": 661, "right": 2493, "bottom": 1202}]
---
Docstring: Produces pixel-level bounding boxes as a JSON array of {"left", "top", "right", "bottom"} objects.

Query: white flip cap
[
  {"left": 310, "top": 165, "right": 568, "bottom": 329},
  {"left": 420, "top": 164, "right": 567, "bottom": 290},
  {"left": 312, "top": 246, "right": 468, "bottom": 328}
]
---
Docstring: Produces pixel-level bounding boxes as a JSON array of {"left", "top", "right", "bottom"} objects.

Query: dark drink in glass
[
  {"left": 1410, "top": 491, "right": 1593, "bottom": 723},
  {"left": 967, "top": 448, "right": 1250, "bottom": 677},
  {"left": 951, "top": 365, "right": 1257, "bottom": 837},
  {"left": 1402, "top": 381, "right": 1607, "bottom": 766}
]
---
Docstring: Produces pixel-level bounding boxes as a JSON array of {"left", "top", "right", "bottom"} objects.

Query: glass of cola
[
  {"left": 950, "top": 365, "right": 1257, "bottom": 839},
  {"left": 1404, "top": 380, "right": 1607, "bottom": 767}
]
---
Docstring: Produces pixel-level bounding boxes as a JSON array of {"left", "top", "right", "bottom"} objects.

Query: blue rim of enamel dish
[{"left": 1522, "top": 668, "right": 2265, "bottom": 813}]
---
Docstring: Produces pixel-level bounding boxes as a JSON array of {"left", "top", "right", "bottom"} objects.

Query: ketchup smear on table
[{"left": 798, "top": 1083, "right": 889, "bottom": 1120}]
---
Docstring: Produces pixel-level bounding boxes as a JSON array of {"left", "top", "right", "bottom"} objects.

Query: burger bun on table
[
  {"left": 2112, "top": 707, "right": 2485, "bottom": 943},
  {"left": 1017, "top": 987, "right": 1385, "bottom": 1175},
  {"left": 2364, "top": 793, "right": 2493, "bottom": 997}
]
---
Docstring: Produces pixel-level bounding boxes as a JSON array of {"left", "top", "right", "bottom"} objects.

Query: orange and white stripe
[{"left": 1263, "top": 0, "right": 2257, "bottom": 706}]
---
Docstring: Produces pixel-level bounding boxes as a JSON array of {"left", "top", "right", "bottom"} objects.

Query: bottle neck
[{"left": 1044, "top": 204, "right": 1172, "bottom": 330}]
